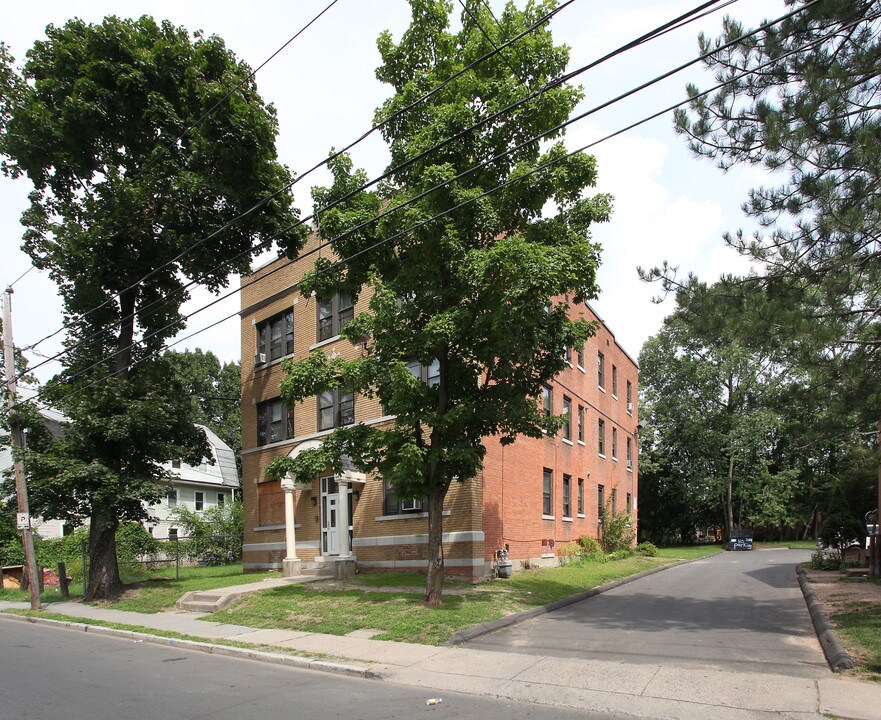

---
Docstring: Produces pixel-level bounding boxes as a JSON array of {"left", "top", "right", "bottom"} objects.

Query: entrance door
[{"left": 320, "top": 476, "right": 340, "bottom": 555}]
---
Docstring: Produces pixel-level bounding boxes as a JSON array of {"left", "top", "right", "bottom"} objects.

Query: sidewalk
[{"left": 2, "top": 596, "right": 880, "bottom": 720}]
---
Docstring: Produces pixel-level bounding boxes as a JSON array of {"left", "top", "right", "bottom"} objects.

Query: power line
[
  {"left": 19, "top": 0, "right": 729, "bottom": 380},
  {"left": 20, "top": 0, "right": 578, "bottom": 363},
  {"left": 8, "top": 0, "right": 850, "bottom": 417}
]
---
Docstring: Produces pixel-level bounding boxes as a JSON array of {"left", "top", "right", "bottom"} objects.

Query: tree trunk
[
  {"left": 424, "top": 483, "right": 446, "bottom": 606},
  {"left": 86, "top": 510, "right": 123, "bottom": 600},
  {"left": 115, "top": 287, "right": 137, "bottom": 376},
  {"left": 726, "top": 451, "right": 735, "bottom": 539}
]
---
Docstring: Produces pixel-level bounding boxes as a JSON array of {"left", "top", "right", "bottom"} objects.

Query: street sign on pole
[{"left": 16, "top": 513, "right": 29, "bottom": 530}]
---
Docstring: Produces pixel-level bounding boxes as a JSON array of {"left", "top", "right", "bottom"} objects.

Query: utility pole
[{"left": 2, "top": 287, "right": 41, "bottom": 609}]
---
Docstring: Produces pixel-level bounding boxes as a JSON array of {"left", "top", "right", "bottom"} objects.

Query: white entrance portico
[{"left": 282, "top": 442, "right": 365, "bottom": 578}]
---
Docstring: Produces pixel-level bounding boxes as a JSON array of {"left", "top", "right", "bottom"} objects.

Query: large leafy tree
[
  {"left": 268, "top": 0, "right": 611, "bottom": 604},
  {"left": 639, "top": 281, "right": 799, "bottom": 541},
  {"left": 164, "top": 349, "right": 242, "bottom": 470},
  {"left": 673, "top": 0, "right": 881, "bottom": 534},
  {"left": 1, "top": 16, "right": 304, "bottom": 597}
]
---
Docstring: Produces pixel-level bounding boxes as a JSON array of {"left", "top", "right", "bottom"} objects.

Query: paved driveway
[{"left": 467, "top": 549, "right": 830, "bottom": 678}]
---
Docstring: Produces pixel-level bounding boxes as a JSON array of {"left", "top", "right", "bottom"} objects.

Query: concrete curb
[
  {"left": 795, "top": 565, "right": 854, "bottom": 672},
  {"left": 447, "top": 558, "right": 691, "bottom": 645},
  {"left": 0, "top": 611, "right": 379, "bottom": 679}
]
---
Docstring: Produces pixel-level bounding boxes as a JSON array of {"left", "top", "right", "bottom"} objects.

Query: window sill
[
  {"left": 541, "top": 553, "right": 555, "bottom": 559},
  {"left": 598, "top": 385, "right": 606, "bottom": 394},
  {"left": 577, "top": 513, "right": 586, "bottom": 519},
  {"left": 542, "top": 514, "right": 555, "bottom": 521},
  {"left": 598, "top": 453, "right": 606, "bottom": 459},
  {"left": 562, "top": 438, "right": 573, "bottom": 446},
  {"left": 562, "top": 516, "right": 573, "bottom": 523},
  {"left": 612, "top": 456, "right": 618, "bottom": 462},
  {"left": 375, "top": 510, "right": 451, "bottom": 521},
  {"left": 254, "top": 354, "right": 292, "bottom": 372},
  {"left": 310, "top": 335, "right": 342, "bottom": 351},
  {"left": 254, "top": 524, "right": 300, "bottom": 532},
  {"left": 627, "top": 467, "right": 634, "bottom": 473},
  {"left": 577, "top": 440, "right": 586, "bottom": 446},
  {"left": 577, "top": 364, "right": 585, "bottom": 373}
]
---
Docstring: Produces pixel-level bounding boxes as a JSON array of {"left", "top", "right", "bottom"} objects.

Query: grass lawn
[
  {"left": 754, "top": 540, "right": 817, "bottom": 550},
  {"left": 835, "top": 602, "right": 881, "bottom": 676},
  {"left": 0, "top": 587, "right": 80, "bottom": 603},
  {"left": 656, "top": 545, "right": 724, "bottom": 559},
  {"left": 105, "top": 565, "right": 274, "bottom": 614},
  {"left": 208, "top": 555, "right": 672, "bottom": 645}
]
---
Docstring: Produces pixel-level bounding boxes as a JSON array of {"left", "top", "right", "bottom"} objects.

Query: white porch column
[
  {"left": 281, "top": 476, "right": 301, "bottom": 577},
  {"left": 337, "top": 480, "right": 351, "bottom": 558}
]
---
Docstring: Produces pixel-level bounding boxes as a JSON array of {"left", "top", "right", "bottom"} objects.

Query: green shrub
[
  {"left": 600, "top": 501, "right": 634, "bottom": 553},
  {"left": 636, "top": 541, "right": 658, "bottom": 557},
  {"left": 557, "top": 541, "right": 581, "bottom": 565},
  {"left": 577, "top": 535, "right": 603, "bottom": 558},
  {"left": 810, "top": 549, "right": 842, "bottom": 570},
  {"left": 170, "top": 500, "right": 243, "bottom": 565}
]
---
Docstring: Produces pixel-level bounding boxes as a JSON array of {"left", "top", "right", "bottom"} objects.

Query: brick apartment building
[{"left": 240, "top": 234, "right": 638, "bottom": 579}]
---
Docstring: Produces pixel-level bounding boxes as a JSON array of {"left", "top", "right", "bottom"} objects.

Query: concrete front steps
[{"left": 176, "top": 564, "right": 336, "bottom": 613}]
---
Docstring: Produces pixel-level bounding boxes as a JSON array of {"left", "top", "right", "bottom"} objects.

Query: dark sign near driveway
[{"left": 730, "top": 537, "right": 753, "bottom": 551}]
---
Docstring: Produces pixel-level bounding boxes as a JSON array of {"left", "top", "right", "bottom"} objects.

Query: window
[
  {"left": 542, "top": 468, "right": 553, "bottom": 516},
  {"left": 195, "top": 491, "right": 204, "bottom": 512},
  {"left": 562, "top": 474, "right": 571, "bottom": 518},
  {"left": 169, "top": 528, "right": 178, "bottom": 541},
  {"left": 166, "top": 489, "right": 177, "bottom": 508},
  {"left": 577, "top": 478, "right": 584, "bottom": 515},
  {"left": 217, "top": 493, "right": 225, "bottom": 507},
  {"left": 612, "top": 365, "right": 618, "bottom": 397},
  {"left": 598, "top": 418, "right": 605, "bottom": 455},
  {"left": 626, "top": 380, "right": 633, "bottom": 413},
  {"left": 611, "top": 488, "right": 617, "bottom": 514},
  {"left": 257, "top": 398, "right": 295, "bottom": 446},
  {"left": 542, "top": 385, "right": 552, "bottom": 417},
  {"left": 597, "top": 484, "right": 605, "bottom": 521},
  {"left": 318, "top": 388, "right": 355, "bottom": 431},
  {"left": 171, "top": 460, "right": 181, "bottom": 469},
  {"left": 577, "top": 405, "right": 584, "bottom": 442},
  {"left": 257, "top": 310, "right": 294, "bottom": 361},
  {"left": 317, "top": 292, "right": 354, "bottom": 341},
  {"left": 597, "top": 352, "right": 605, "bottom": 389},
  {"left": 626, "top": 492, "right": 632, "bottom": 514},
  {"left": 383, "top": 479, "right": 425, "bottom": 515},
  {"left": 562, "top": 396, "right": 571, "bottom": 440},
  {"left": 627, "top": 436, "right": 633, "bottom": 470},
  {"left": 406, "top": 358, "right": 440, "bottom": 387},
  {"left": 612, "top": 427, "right": 618, "bottom": 459},
  {"left": 564, "top": 346, "right": 571, "bottom": 365},
  {"left": 576, "top": 345, "right": 584, "bottom": 368}
]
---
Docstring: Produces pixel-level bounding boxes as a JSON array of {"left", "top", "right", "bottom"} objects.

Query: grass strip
[
  {"left": 0, "top": 609, "right": 333, "bottom": 661},
  {"left": 208, "top": 556, "right": 674, "bottom": 645}
]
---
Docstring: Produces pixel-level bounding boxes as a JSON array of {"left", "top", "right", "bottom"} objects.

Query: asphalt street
[
  {"left": 0, "top": 620, "right": 610, "bottom": 720},
  {"left": 467, "top": 549, "right": 830, "bottom": 677}
]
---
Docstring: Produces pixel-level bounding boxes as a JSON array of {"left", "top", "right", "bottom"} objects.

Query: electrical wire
[
  {"left": 8, "top": 1, "right": 854, "bottom": 418},
  {"left": 19, "top": 0, "right": 733, "bottom": 381},
  {"left": 19, "top": 0, "right": 579, "bottom": 362}
]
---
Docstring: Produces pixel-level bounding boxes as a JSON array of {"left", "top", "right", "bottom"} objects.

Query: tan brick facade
[{"left": 240, "top": 238, "right": 638, "bottom": 578}]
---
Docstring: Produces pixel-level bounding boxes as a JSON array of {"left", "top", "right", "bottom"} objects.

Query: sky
[{"left": 0, "top": 0, "right": 785, "bottom": 382}]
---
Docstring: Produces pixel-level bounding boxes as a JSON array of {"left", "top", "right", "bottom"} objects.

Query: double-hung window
[
  {"left": 542, "top": 468, "right": 553, "bottom": 516},
  {"left": 383, "top": 478, "right": 425, "bottom": 515},
  {"left": 406, "top": 358, "right": 440, "bottom": 387},
  {"left": 612, "top": 427, "right": 618, "bottom": 459},
  {"left": 597, "top": 483, "right": 605, "bottom": 520},
  {"left": 612, "top": 365, "right": 618, "bottom": 397},
  {"left": 597, "top": 352, "right": 605, "bottom": 389},
  {"left": 577, "top": 478, "right": 584, "bottom": 516},
  {"left": 627, "top": 436, "right": 633, "bottom": 470},
  {"left": 317, "top": 292, "right": 354, "bottom": 341},
  {"left": 626, "top": 380, "right": 633, "bottom": 413},
  {"left": 562, "top": 474, "right": 571, "bottom": 518},
  {"left": 257, "top": 310, "right": 294, "bottom": 362},
  {"left": 257, "top": 398, "right": 294, "bottom": 446},
  {"left": 318, "top": 388, "right": 355, "bottom": 431},
  {"left": 577, "top": 405, "right": 584, "bottom": 442},
  {"left": 562, "top": 396, "right": 572, "bottom": 440},
  {"left": 598, "top": 418, "right": 605, "bottom": 456},
  {"left": 576, "top": 345, "right": 584, "bottom": 368},
  {"left": 542, "top": 385, "right": 552, "bottom": 417},
  {"left": 195, "top": 491, "right": 204, "bottom": 512}
]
